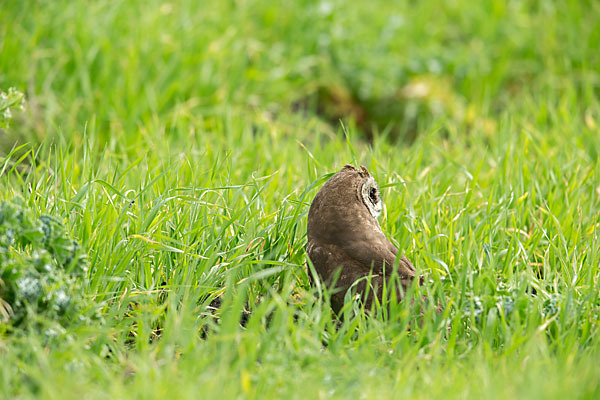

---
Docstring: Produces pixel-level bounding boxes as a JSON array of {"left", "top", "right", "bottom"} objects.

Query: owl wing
[
  {"left": 342, "top": 237, "right": 418, "bottom": 305},
  {"left": 307, "top": 240, "right": 378, "bottom": 312},
  {"left": 385, "top": 238, "right": 417, "bottom": 281},
  {"left": 338, "top": 229, "right": 416, "bottom": 280},
  {"left": 307, "top": 241, "right": 364, "bottom": 286}
]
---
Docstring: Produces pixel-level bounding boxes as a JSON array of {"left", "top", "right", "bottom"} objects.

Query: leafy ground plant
[{"left": 0, "top": 198, "right": 88, "bottom": 330}]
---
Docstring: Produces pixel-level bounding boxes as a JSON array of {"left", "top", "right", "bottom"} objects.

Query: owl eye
[
  {"left": 361, "top": 177, "right": 382, "bottom": 218},
  {"left": 369, "top": 187, "right": 378, "bottom": 202}
]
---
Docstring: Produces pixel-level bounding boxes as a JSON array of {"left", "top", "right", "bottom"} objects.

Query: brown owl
[{"left": 306, "top": 164, "right": 418, "bottom": 313}]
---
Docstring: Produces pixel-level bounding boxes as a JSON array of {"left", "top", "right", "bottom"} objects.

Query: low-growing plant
[{"left": 0, "top": 198, "right": 88, "bottom": 330}]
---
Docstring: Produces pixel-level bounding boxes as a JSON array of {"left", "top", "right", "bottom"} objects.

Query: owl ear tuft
[{"left": 359, "top": 165, "right": 371, "bottom": 177}]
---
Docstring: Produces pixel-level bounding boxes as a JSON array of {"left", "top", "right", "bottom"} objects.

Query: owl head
[{"left": 307, "top": 164, "right": 384, "bottom": 242}]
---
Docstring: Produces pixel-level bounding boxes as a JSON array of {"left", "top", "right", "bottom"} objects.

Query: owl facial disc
[{"left": 361, "top": 176, "right": 382, "bottom": 218}]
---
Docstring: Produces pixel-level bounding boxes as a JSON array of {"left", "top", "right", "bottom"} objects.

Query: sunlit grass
[{"left": 1, "top": 0, "right": 599, "bottom": 398}]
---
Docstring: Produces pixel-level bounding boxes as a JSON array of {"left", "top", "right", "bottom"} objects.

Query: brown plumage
[{"left": 306, "top": 164, "right": 417, "bottom": 313}]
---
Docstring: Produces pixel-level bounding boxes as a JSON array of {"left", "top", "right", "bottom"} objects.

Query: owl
[{"left": 306, "top": 164, "right": 417, "bottom": 313}]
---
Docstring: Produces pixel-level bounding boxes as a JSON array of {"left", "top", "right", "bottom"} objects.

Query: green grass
[{"left": 1, "top": 0, "right": 600, "bottom": 398}]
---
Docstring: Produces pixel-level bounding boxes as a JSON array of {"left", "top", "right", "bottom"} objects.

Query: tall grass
[{"left": 1, "top": 0, "right": 599, "bottom": 398}]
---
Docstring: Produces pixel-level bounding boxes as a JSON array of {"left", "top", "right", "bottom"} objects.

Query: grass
[{"left": 1, "top": 0, "right": 600, "bottom": 398}]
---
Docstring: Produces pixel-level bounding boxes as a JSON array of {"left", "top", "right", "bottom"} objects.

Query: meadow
[{"left": 1, "top": 0, "right": 599, "bottom": 398}]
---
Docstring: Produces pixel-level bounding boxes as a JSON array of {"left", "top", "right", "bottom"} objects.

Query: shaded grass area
[{"left": 1, "top": 0, "right": 600, "bottom": 398}]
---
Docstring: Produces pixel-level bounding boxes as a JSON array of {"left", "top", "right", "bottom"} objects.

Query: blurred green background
[{"left": 3, "top": 0, "right": 598, "bottom": 146}]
